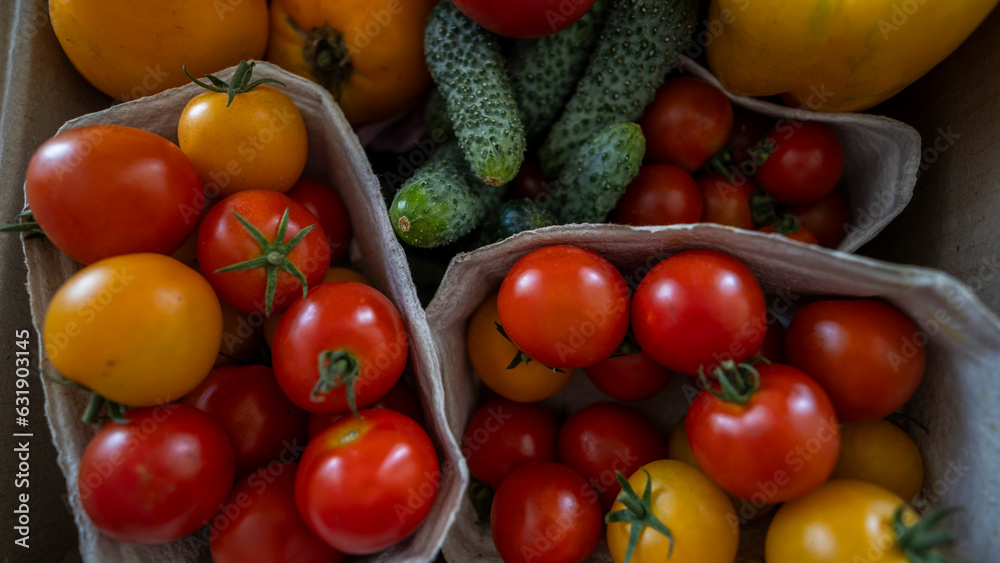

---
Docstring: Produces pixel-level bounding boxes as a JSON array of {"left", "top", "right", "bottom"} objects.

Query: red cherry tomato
[
  {"left": 785, "top": 299, "right": 925, "bottom": 421},
  {"left": 697, "top": 174, "right": 756, "bottom": 230},
  {"left": 557, "top": 402, "right": 668, "bottom": 512},
  {"left": 791, "top": 191, "right": 850, "bottom": 249},
  {"left": 632, "top": 250, "right": 766, "bottom": 376},
  {"left": 464, "top": 398, "right": 557, "bottom": 489},
  {"left": 296, "top": 409, "right": 439, "bottom": 554},
  {"left": 616, "top": 164, "right": 703, "bottom": 226},
  {"left": 640, "top": 77, "right": 734, "bottom": 172},
  {"left": 758, "top": 223, "right": 820, "bottom": 245},
  {"left": 584, "top": 351, "right": 673, "bottom": 402},
  {"left": 25, "top": 125, "right": 203, "bottom": 264},
  {"left": 286, "top": 177, "right": 352, "bottom": 264},
  {"left": 77, "top": 405, "right": 235, "bottom": 544},
  {"left": 498, "top": 245, "right": 630, "bottom": 369},
  {"left": 306, "top": 379, "right": 425, "bottom": 440},
  {"left": 491, "top": 462, "right": 602, "bottom": 563},
  {"left": 452, "top": 0, "right": 597, "bottom": 38},
  {"left": 686, "top": 362, "right": 841, "bottom": 503},
  {"left": 755, "top": 121, "right": 845, "bottom": 205},
  {"left": 210, "top": 463, "right": 342, "bottom": 563},
  {"left": 182, "top": 365, "right": 308, "bottom": 477}
]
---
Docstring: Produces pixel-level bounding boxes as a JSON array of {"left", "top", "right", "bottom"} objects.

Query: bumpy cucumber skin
[
  {"left": 550, "top": 123, "right": 645, "bottom": 224},
  {"left": 484, "top": 199, "right": 559, "bottom": 243},
  {"left": 424, "top": 88, "right": 453, "bottom": 141},
  {"left": 425, "top": 1, "right": 526, "bottom": 186},
  {"left": 509, "top": 0, "right": 611, "bottom": 143},
  {"left": 538, "top": 0, "right": 697, "bottom": 177}
]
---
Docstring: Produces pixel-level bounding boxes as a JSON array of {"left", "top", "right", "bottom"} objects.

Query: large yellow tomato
[
  {"left": 832, "top": 419, "right": 925, "bottom": 502},
  {"left": 266, "top": 0, "right": 435, "bottom": 124},
  {"left": 49, "top": 1, "right": 269, "bottom": 102},
  {"left": 44, "top": 254, "right": 222, "bottom": 406}
]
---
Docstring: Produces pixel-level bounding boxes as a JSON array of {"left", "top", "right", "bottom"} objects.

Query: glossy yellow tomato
[
  {"left": 50, "top": 1, "right": 268, "bottom": 102},
  {"left": 607, "top": 460, "right": 738, "bottom": 563},
  {"left": 466, "top": 292, "right": 572, "bottom": 402},
  {"left": 832, "top": 419, "right": 924, "bottom": 502},
  {"left": 44, "top": 254, "right": 222, "bottom": 406},
  {"left": 262, "top": 266, "right": 373, "bottom": 346},
  {"left": 266, "top": 0, "right": 436, "bottom": 124}
]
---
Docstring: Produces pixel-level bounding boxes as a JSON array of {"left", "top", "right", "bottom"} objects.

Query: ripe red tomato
[
  {"left": 785, "top": 299, "right": 925, "bottom": 421},
  {"left": 616, "top": 165, "right": 703, "bottom": 226},
  {"left": 755, "top": 121, "right": 845, "bottom": 205},
  {"left": 640, "top": 77, "right": 734, "bottom": 172},
  {"left": 686, "top": 362, "right": 841, "bottom": 503},
  {"left": 77, "top": 405, "right": 234, "bottom": 544},
  {"left": 296, "top": 409, "right": 439, "bottom": 554},
  {"left": 491, "top": 462, "right": 602, "bottom": 563},
  {"left": 584, "top": 351, "right": 673, "bottom": 402},
  {"left": 452, "top": 0, "right": 597, "bottom": 38},
  {"left": 307, "top": 379, "right": 425, "bottom": 440},
  {"left": 25, "top": 124, "right": 203, "bottom": 264},
  {"left": 557, "top": 402, "right": 668, "bottom": 512},
  {"left": 464, "top": 398, "right": 557, "bottom": 489},
  {"left": 791, "top": 191, "right": 850, "bottom": 249},
  {"left": 758, "top": 222, "right": 820, "bottom": 245},
  {"left": 497, "top": 246, "right": 630, "bottom": 369},
  {"left": 632, "top": 250, "right": 766, "bottom": 376},
  {"left": 273, "top": 282, "right": 408, "bottom": 415},
  {"left": 697, "top": 174, "right": 755, "bottom": 230},
  {"left": 182, "top": 365, "right": 308, "bottom": 477},
  {"left": 198, "top": 189, "right": 331, "bottom": 316},
  {"left": 210, "top": 463, "right": 342, "bottom": 563},
  {"left": 286, "top": 177, "right": 352, "bottom": 264}
]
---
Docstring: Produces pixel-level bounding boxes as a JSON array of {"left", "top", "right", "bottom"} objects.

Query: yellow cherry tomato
[
  {"left": 466, "top": 292, "right": 572, "bottom": 402},
  {"left": 43, "top": 254, "right": 222, "bottom": 406},
  {"left": 607, "top": 460, "right": 738, "bottom": 563},
  {"left": 262, "top": 266, "right": 373, "bottom": 347},
  {"left": 832, "top": 419, "right": 924, "bottom": 502}
]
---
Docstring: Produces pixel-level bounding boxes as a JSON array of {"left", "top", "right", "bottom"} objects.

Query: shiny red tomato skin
[
  {"left": 791, "top": 191, "right": 850, "bottom": 249},
  {"left": 491, "top": 462, "right": 602, "bottom": 563},
  {"left": 641, "top": 77, "right": 734, "bottom": 172},
  {"left": 182, "top": 365, "right": 309, "bottom": 477},
  {"left": 557, "top": 402, "right": 668, "bottom": 512},
  {"left": 273, "top": 282, "right": 408, "bottom": 414},
  {"left": 583, "top": 351, "right": 673, "bottom": 402},
  {"left": 785, "top": 299, "right": 925, "bottom": 421},
  {"left": 632, "top": 250, "right": 766, "bottom": 376},
  {"left": 755, "top": 121, "right": 845, "bottom": 205},
  {"left": 758, "top": 223, "right": 820, "bottom": 245},
  {"left": 452, "top": 0, "right": 597, "bottom": 38},
  {"left": 286, "top": 177, "right": 352, "bottom": 264},
  {"left": 210, "top": 463, "right": 342, "bottom": 563},
  {"left": 686, "top": 363, "right": 841, "bottom": 502},
  {"left": 497, "top": 245, "right": 630, "bottom": 370},
  {"left": 25, "top": 125, "right": 203, "bottom": 264},
  {"left": 306, "top": 379, "right": 425, "bottom": 440},
  {"left": 77, "top": 405, "right": 235, "bottom": 544},
  {"left": 464, "top": 398, "right": 558, "bottom": 489},
  {"left": 296, "top": 409, "right": 439, "bottom": 554},
  {"left": 198, "top": 189, "right": 331, "bottom": 316},
  {"left": 616, "top": 164, "right": 703, "bottom": 226},
  {"left": 697, "top": 174, "right": 756, "bottom": 230}
]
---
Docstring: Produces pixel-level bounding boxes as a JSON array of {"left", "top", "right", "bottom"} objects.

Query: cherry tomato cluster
[
  {"left": 465, "top": 244, "right": 948, "bottom": 563},
  {"left": 27, "top": 62, "right": 441, "bottom": 559},
  {"left": 617, "top": 76, "right": 851, "bottom": 248}
]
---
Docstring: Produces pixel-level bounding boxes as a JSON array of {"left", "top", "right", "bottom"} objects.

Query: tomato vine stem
[{"left": 605, "top": 469, "right": 674, "bottom": 563}]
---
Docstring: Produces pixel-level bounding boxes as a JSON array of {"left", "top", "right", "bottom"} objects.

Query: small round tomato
[
  {"left": 491, "top": 462, "right": 602, "bottom": 563},
  {"left": 77, "top": 405, "right": 235, "bottom": 544},
  {"left": 616, "top": 165, "right": 703, "bottom": 226},
  {"left": 198, "top": 189, "right": 331, "bottom": 317},
  {"left": 785, "top": 299, "right": 925, "bottom": 421},
  {"left": 273, "top": 282, "right": 408, "bottom": 415},
  {"left": 791, "top": 190, "right": 850, "bottom": 249},
  {"left": 831, "top": 419, "right": 924, "bottom": 502},
  {"left": 632, "top": 250, "right": 766, "bottom": 376},
  {"left": 584, "top": 351, "right": 673, "bottom": 402},
  {"left": 296, "top": 409, "right": 439, "bottom": 554},
  {"left": 498, "top": 246, "right": 630, "bottom": 370},
  {"left": 263, "top": 266, "right": 373, "bottom": 347},
  {"left": 210, "top": 463, "right": 342, "bottom": 563},
  {"left": 686, "top": 362, "right": 840, "bottom": 503},
  {"left": 43, "top": 254, "right": 222, "bottom": 406},
  {"left": 465, "top": 398, "right": 557, "bottom": 489},
  {"left": 758, "top": 222, "right": 820, "bottom": 245},
  {"left": 452, "top": 0, "right": 597, "bottom": 38},
  {"left": 697, "top": 174, "right": 756, "bottom": 229},
  {"left": 182, "top": 365, "right": 308, "bottom": 477},
  {"left": 25, "top": 125, "right": 203, "bottom": 264},
  {"left": 307, "top": 379, "right": 425, "bottom": 440},
  {"left": 755, "top": 121, "right": 845, "bottom": 205},
  {"left": 607, "top": 460, "right": 738, "bottom": 563},
  {"left": 286, "top": 177, "right": 352, "bottom": 264},
  {"left": 640, "top": 77, "right": 734, "bottom": 172},
  {"left": 558, "top": 402, "right": 667, "bottom": 512}
]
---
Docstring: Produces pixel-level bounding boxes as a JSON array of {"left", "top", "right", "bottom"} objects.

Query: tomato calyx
[
  {"left": 750, "top": 189, "right": 785, "bottom": 226},
  {"left": 467, "top": 478, "right": 494, "bottom": 524},
  {"left": 703, "top": 147, "right": 737, "bottom": 182},
  {"left": 183, "top": 60, "right": 286, "bottom": 107},
  {"left": 698, "top": 360, "right": 763, "bottom": 405},
  {"left": 43, "top": 371, "right": 131, "bottom": 424},
  {"left": 494, "top": 322, "right": 564, "bottom": 373},
  {"left": 608, "top": 332, "right": 642, "bottom": 359},
  {"left": 0, "top": 210, "right": 45, "bottom": 238},
  {"left": 747, "top": 137, "right": 776, "bottom": 167},
  {"left": 214, "top": 208, "right": 317, "bottom": 317},
  {"left": 892, "top": 506, "right": 958, "bottom": 563},
  {"left": 766, "top": 213, "right": 806, "bottom": 236},
  {"left": 606, "top": 468, "right": 674, "bottom": 563},
  {"left": 286, "top": 16, "right": 352, "bottom": 96},
  {"left": 311, "top": 349, "right": 363, "bottom": 417}
]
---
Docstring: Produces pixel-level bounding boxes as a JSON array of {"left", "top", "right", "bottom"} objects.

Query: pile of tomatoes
[
  {"left": 464, "top": 244, "right": 949, "bottom": 563},
  {"left": 26, "top": 62, "right": 439, "bottom": 560}
]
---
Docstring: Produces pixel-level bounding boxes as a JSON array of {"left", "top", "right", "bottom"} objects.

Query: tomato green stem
[
  {"left": 605, "top": 469, "right": 674, "bottom": 563},
  {"left": 467, "top": 478, "right": 494, "bottom": 525},
  {"left": 494, "top": 322, "right": 564, "bottom": 373},
  {"left": 286, "top": 15, "right": 353, "bottom": 97},
  {"left": 311, "top": 349, "right": 362, "bottom": 417},
  {"left": 893, "top": 506, "right": 957, "bottom": 563},
  {"left": 699, "top": 361, "right": 761, "bottom": 405},
  {"left": 183, "top": 60, "right": 286, "bottom": 107},
  {"left": 703, "top": 147, "right": 736, "bottom": 182},
  {"left": 768, "top": 213, "right": 804, "bottom": 236},
  {"left": 82, "top": 393, "right": 105, "bottom": 425},
  {"left": 748, "top": 137, "right": 775, "bottom": 166}
]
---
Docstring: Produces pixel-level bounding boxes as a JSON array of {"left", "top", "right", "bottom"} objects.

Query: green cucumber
[
  {"left": 424, "top": 87, "right": 453, "bottom": 141},
  {"left": 484, "top": 199, "right": 559, "bottom": 243},
  {"left": 508, "top": 0, "right": 611, "bottom": 143},
  {"left": 424, "top": 1, "right": 526, "bottom": 186},
  {"left": 538, "top": 0, "right": 696, "bottom": 177}
]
